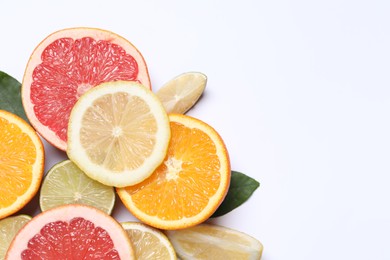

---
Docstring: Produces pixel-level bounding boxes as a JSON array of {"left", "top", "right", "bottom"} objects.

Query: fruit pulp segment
[
  {"left": 180, "top": 225, "right": 255, "bottom": 246},
  {"left": 175, "top": 237, "right": 252, "bottom": 260},
  {"left": 80, "top": 92, "right": 157, "bottom": 172},
  {"left": 0, "top": 118, "right": 34, "bottom": 207},
  {"left": 124, "top": 122, "right": 221, "bottom": 220},
  {"left": 0, "top": 215, "right": 31, "bottom": 258},
  {"left": 40, "top": 161, "right": 114, "bottom": 213},
  {"left": 126, "top": 229, "right": 170, "bottom": 258},
  {"left": 31, "top": 37, "right": 140, "bottom": 142},
  {"left": 20, "top": 217, "right": 120, "bottom": 259}
]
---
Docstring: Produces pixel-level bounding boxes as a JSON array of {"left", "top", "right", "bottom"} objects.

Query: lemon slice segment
[
  {"left": 39, "top": 160, "right": 115, "bottom": 214},
  {"left": 67, "top": 81, "right": 170, "bottom": 187},
  {"left": 165, "top": 223, "right": 263, "bottom": 260},
  {"left": 156, "top": 72, "right": 207, "bottom": 114},
  {"left": 122, "top": 222, "right": 177, "bottom": 260}
]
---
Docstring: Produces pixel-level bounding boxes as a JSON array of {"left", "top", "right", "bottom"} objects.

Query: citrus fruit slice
[
  {"left": 122, "top": 222, "right": 177, "bottom": 259},
  {"left": 39, "top": 160, "right": 116, "bottom": 214},
  {"left": 0, "top": 215, "right": 31, "bottom": 259},
  {"left": 6, "top": 204, "right": 134, "bottom": 259},
  {"left": 67, "top": 81, "right": 170, "bottom": 187},
  {"left": 156, "top": 72, "right": 207, "bottom": 114},
  {"left": 0, "top": 109, "right": 44, "bottom": 219},
  {"left": 22, "top": 27, "right": 151, "bottom": 151},
  {"left": 165, "top": 223, "right": 263, "bottom": 260},
  {"left": 117, "top": 114, "right": 230, "bottom": 230}
]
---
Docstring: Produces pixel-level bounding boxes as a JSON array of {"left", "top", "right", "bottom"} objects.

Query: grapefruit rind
[
  {"left": 67, "top": 81, "right": 171, "bottom": 187},
  {"left": 0, "top": 110, "right": 44, "bottom": 219},
  {"left": 6, "top": 204, "right": 134, "bottom": 259},
  {"left": 117, "top": 114, "right": 230, "bottom": 230},
  {"left": 22, "top": 27, "right": 151, "bottom": 151}
]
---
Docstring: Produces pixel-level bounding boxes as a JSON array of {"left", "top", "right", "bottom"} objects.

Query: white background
[{"left": 1, "top": 0, "right": 390, "bottom": 259}]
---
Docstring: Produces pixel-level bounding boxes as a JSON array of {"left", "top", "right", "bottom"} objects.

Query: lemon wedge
[
  {"left": 156, "top": 72, "right": 207, "bottom": 114},
  {"left": 165, "top": 223, "right": 263, "bottom": 260}
]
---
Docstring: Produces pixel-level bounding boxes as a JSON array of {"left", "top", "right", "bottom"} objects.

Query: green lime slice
[
  {"left": 39, "top": 160, "right": 115, "bottom": 214},
  {"left": 0, "top": 214, "right": 31, "bottom": 258}
]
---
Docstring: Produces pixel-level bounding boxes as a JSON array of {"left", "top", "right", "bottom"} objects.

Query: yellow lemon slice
[
  {"left": 122, "top": 222, "right": 176, "bottom": 259},
  {"left": 67, "top": 81, "right": 170, "bottom": 187}
]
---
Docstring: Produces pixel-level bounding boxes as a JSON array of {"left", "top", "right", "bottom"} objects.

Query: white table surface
[{"left": 1, "top": 1, "right": 390, "bottom": 259}]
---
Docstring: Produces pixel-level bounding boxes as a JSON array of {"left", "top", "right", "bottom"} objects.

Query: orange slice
[
  {"left": 117, "top": 114, "right": 230, "bottom": 230},
  {"left": 22, "top": 27, "right": 151, "bottom": 151},
  {"left": 0, "top": 110, "right": 44, "bottom": 219}
]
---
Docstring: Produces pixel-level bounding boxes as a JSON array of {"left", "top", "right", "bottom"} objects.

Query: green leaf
[
  {"left": 0, "top": 71, "right": 28, "bottom": 122},
  {"left": 211, "top": 171, "right": 260, "bottom": 218}
]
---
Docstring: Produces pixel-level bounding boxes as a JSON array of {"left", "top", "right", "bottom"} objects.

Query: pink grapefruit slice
[
  {"left": 22, "top": 27, "right": 151, "bottom": 151},
  {"left": 6, "top": 204, "right": 134, "bottom": 259}
]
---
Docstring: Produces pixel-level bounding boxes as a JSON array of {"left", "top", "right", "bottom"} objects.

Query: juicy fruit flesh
[
  {"left": 31, "top": 37, "right": 140, "bottom": 143},
  {"left": 67, "top": 81, "right": 171, "bottom": 187},
  {"left": 125, "top": 227, "right": 173, "bottom": 259},
  {"left": 0, "top": 118, "right": 35, "bottom": 208},
  {"left": 80, "top": 92, "right": 157, "bottom": 172},
  {"left": 156, "top": 72, "right": 207, "bottom": 114},
  {"left": 39, "top": 160, "right": 115, "bottom": 213},
  {"left": 124, "top": 121, "right": 221, "bottom": 221},
  {"left": 0, "top": 215, "right": 31, "bottom": 258},
  {"left": 166, "top": 224, "right": 263, "bottom": 260},
  {"left": 175, "top": 239, "right": 252, "bottom": 260},
  {"left": 20, "top": 217, "right": 120, "bottom": 259}
]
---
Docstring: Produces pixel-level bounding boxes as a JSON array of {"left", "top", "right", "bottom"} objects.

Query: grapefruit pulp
[
  {"left": 6, "top": 204, "right": 134, "bottom": 259},
  {"left": 22, "top": 27, "right": 151, "bottom": 151}
]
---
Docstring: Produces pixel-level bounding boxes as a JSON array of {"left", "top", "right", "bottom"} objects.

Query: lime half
[
  {"left": 39, "top": 160, "right": 115, "bottom": 214},
  {"left": 0, "top": 214, "right": 31, "bottom": 259}
]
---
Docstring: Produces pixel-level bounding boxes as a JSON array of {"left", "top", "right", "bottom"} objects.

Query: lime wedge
[
  {"left": 0, "top": 214, "right": 31, "bottom": 258},
  {"left": 122, "top": 222, "right": 177, "bottom": 260},
  {"left": 156, "top": 72, "right": 207, "bottom": 114},
  {"left": 39, "top": 160, "right": 115, "bottom": 214}
]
